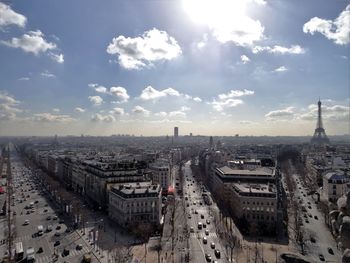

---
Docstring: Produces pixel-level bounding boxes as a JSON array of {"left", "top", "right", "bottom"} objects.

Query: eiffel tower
[{"left": 310, "top": 99, "right": 330, "bottom": 145}]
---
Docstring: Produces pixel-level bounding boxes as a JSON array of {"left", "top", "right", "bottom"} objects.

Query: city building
[
  {"left": 174, "top": 127, "right": 179, "bottom": 138},
  {"left": 108, "top": 182, "right": 162, "bottom": 227},
  {"left": 149, "top": 159, "right": 170, "bottom": 192},
  {"left": 323, "top": 171, "right": 349, "bottom": 202}
]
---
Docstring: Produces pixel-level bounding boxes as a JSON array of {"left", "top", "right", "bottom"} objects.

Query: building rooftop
[
  {"left": 217, "top": 165, "right": 275, "bottom": 177},
  {"left": 110, "top": 182, "right": 160, "bottom": 198},
  {"left": 232, "top": 182, "right": 276, "bottom": 194}
]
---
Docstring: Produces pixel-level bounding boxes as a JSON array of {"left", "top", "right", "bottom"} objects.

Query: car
[
  {"left": 43, "top": 209, "right": 48, "bottom": 212},
  {"left": 44, "top": 204, "right": 48, "bottom": 207},
  {"left": 314, "top": 215, "right": 318, "bottom": 220},
  {"left": 23, "top": 220, "right": 30, "bottom": 225},
  {"left": 199, "top": 202, "right": 203, "bottom": 205},
  {"left": 210, "top": 242, "right": 215, "bottom": 249},
  {"left": 203, "top": 224, "right": 206, "bottom": 228},
  {"left": 62, "top": 248, "right": 70, "bottom": 256},
  {"left": 201, "top": 214, "right": 204, "bottom": 219},
  {"left": 203, "top": 237, "right": 208, "bottom": 244},
  {"left": 319, "top": 254, "right": 325, "bottom": 261},
  {"left": 193, "top": 202, "right": 196, "bottom": 205},
  {"left": 65, "top": 228, "right": 71, "bottom": 233},
  {"left": 206, "top": 219, "right": 210, "bottom": 224},
  {"left": 34, "top": 200, "right": 39, "bottom": 204},
  {"left": 54, "top": 241, "right": 60, "bottom": 246},
  {"left": 305, "top": 219, "right": 309, "bottom": 223},
  {"left": 47, "top": 225, "right": 53, "bottom": 232},
  {"left": 53, "top": 215, "right": 58, "bottom": 220},
  {"left": 59, "top": 219, "right": 65, "bottom": 224},
  {"left": 76, "top": 244, "right": 83, "bottom": 250},
  {"left": 46, "top": 216, "right": 51, "bottom": 220},
  {"left": 37, "top": 247, "right": 43, "bottom": 253},
  {"left": 205, "top": 253, "right": 212, "bottom": 262},
  {"left": 55, "top": 231, "right": 61, "bottom": 237},
  {"left": 56, "top": 225, "right": 61, "bottom": 230},
  {"left": 186, "top": 203, "right": 189, "bottom": 207},
  {"left": 310, "top": 237, "right": 316, "bottom": 243},
  {"left": 214, "top": 249, "right": 221, "bottom": 258},
  {"left": 205, "top": 230, "right": 209, "bottom": 235},
  {"left": 188, "top": 214, "right": 191, "bottom": 219},
  {"left": 190, "top": 227, "right": 194, "bottom": 233},
  {"left": 195, "top": 210, "right": 198, "bottom": 214},
  {"left": 328, "top": 248, "right": 334, "bottom": 255},
  {"left": 308, "top": 206, "right": 312, "bottom": 209}
]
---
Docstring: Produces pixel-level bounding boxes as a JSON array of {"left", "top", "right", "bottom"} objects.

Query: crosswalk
[
  {"left": 190, "top": 232, "right": 217, "bottom": 238},
  {"left": 14, "top": 234, "right": 32, "bottom": 242},
  {"left": 35, "top": 245, "right": 90, "bottom": 263}
]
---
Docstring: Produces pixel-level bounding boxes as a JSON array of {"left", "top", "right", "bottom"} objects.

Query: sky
[{"left": 0, "top": 0, "right": 349, "bottom": 136}]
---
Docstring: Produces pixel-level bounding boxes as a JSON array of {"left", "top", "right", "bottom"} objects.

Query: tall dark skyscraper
[
  {"left": 174, "top": 127, "right": 179, "bottom": 138},
  {"left": 310, "top": 99, "right": 330, "bottom": 145}
]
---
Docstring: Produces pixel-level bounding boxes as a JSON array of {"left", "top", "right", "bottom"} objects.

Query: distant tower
[
  {"left": 174, "top": 127, "right": 179, "bottom": 138},
  {"left": 209, "top": 136, "right": 213, "bottom": 150},
  {"left": 310, "top": 99, "right": 330, "bottom": 145}
]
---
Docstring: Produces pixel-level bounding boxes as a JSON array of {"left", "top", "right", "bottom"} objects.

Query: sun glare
[{"left": 183, "top": 0, "right": 247, "bottom": 26}]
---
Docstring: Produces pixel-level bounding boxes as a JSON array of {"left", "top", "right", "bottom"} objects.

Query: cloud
[
  {"left": 303, "top": 5, "right": 350, "bottom": 45},
  {"left": 265, "top": 107, "right": 294, "bottom": 120},
  {"left": 49, "top": 53, "right": 64, "bottom": 63},
  {"left": 0, "top": 91, "right": 19, "bottom": 105},
  {"left": 110, "top": 86, "right": 129, "bottom": 102},
  {"left": 132, "top": 105, "right": 150, "bottom": 116},
  {"left": 91, "top": 113, "right": 115, "bottom": 122},
  {"left": 252, "top": 45, "right": 306, "bottom": 54},
  {"left": 210, "top": 89, "right": 253, "bottom": 112},
  {"left": 32, "top": 113, "right": 75, "bottom": 122},
  {"left": 218, "top": 89, "right": 254, "bottom": 100},
  {"left": 74, "top": 107, "right": 85, "bottom": 113},
  {"left": 18, "top": 77, "right": 30, "bottom": 81},
  {"left": 109, "top": 107, "right": 125, "bottom": 115},
  {"left": 193, "top": 97, "right": 202, "bottom": 102},
  {"left": 0, "top": 3, "right": 27, "bottom": 29},
  {"left": 88, "top": 96, "right": 103, "bottom": 106},
  {"left": 240, "top": 55, "right": 250, "bottom": 64},
  {"left": 273, "top": 66, "right": 288, "bottom": 72},
  {"left": 139, "top": 86, "right": 181, "bottom": 101},
  {"left": 299, "top": 103, "right": 349, "bottom": 122},
  {"left": 239, "top": 120, "right": 255, "bottom": 125},
  {"left": 52, "top": 108, "right": 60, "bottom": 113},
  {"left": 168, "top": 111, "right": 187, "bottom": 118},
  {"left": 89, "top": 83, "right": 108, "bottom": 93},
  {"left": 41, "top": 70, "right": 56, "bottom": 78},
  {"left": 107, "top": 28, "right": 182, "bottom": 70},
  {"left": 1, "top": 30, "right": 57, "bottom": 55},
  {"left": 0, "top": 91, "right": 21, "bottom": 120},
  {"left": 154, "top": 111, "right": 168, "bottom": 117}
]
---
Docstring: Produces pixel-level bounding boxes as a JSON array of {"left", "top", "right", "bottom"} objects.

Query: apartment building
[
  {"left": 108, "top": 182, "right": 161, "bottom": 227},
  {"left": 149, "top": 159, "right": 170, "bottom": 192},
  {"left": 323, "top": 171, "right": 349, "bottom": 202}
]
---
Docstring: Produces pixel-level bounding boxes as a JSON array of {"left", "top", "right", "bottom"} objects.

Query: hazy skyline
[{"left": 0, "top": 0, "right": 349, "bottom": 136}]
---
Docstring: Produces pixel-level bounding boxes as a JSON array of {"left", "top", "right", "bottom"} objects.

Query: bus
[{"left": 15, "top": 242, "right": 24, "bottom": 261}]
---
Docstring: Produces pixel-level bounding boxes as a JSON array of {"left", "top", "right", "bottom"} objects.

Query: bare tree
[{"left": 110, "top": 245, "right": 133, "bottom": 263}]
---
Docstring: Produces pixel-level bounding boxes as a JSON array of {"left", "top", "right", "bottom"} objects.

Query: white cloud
[
  {"left": 74, "top": 107, "right": 85, "bottom": 113},
  {"left": 303, "top": 5, "right": 350, "bottom": 45},
  {"left": 109, "top": 86, "right": 129, "bottom": 103},
  {"left": 49, "top": 53, "right": 64, "bottom": 63},
  {"left": 41, "top": 70, "right": 56, "bottom": 78},
  {"left": 107, "top": 28, "right": 182, "bottom": 70},
  {"left": 132, "top": 105, "right": 150, "bottom": 116},
  {"left": 265, "top": 107, "right": 294, "bottom": 120},
  {"left": 0, "top": 3, "right": 27, "bottom": 29},
  {"left": 193, "top": 97, "right": 202, "bottom": 102},
  {"left": 211, "top": 89, "right": 253, "bottom": 112},
  {"left": 211, "top": 99, "right": 243, "bottom": 112},
  {"left": 273, "top": 66, "right": 288, "bottom": 72},
  {"left": 252, "top": 45, "right": 306, "bottom": 54},
  {"left": 299, "top": 103, "right": 349, "bottom": 122},
  {"left": 95, "top": 86, "right": 107, "bottom": 93},
  {"left": 180, "top": 106, "right": 191, "bottom": 112},
  {"left": 139, "top": 86, "right": 181, "bottom": 101},
  {"left": 18, "top": 77, "right": 30, "bottom": 81},
  {"left": 168, "top": 111, "right": 187, "bottom": 118},
  {"left": 0, "top": 94, "right": 22, "bottom": 120},
  {"left": 32, "top": 113, "right": 75, "bottom": 122},
  {"left": 88, "top": 96, "right": 103, "bottom": 106},
  {"left": 91, "top": 113, "right": 115, "bottom": 122},
  {"left": 52, "top": 108, "right": 60, "bottom": 113},
  {"left": 109, "top": 107, "right": 125, "bottom": 115},
  {"left": 239, "top": 120, "right": 255, "bottom": 125},
  {"left": 240, "top": 55, "right": 250, "bottom": 64},
  {"left": 218, "top": 89, "right": 254, "bottom": 100},
  {"left": 1, "top": 30, "right": 57, "bottom": 55},
  {"left": 154, "top": 111, "right": 168, "bottom": 117}
]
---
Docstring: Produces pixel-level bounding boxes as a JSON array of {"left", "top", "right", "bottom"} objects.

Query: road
[
  {"left": 180, "top": 161, "right": 228, "bottom": 263},
  {"left": 292, "top": 174, "right": 341, "bottom": 262}
]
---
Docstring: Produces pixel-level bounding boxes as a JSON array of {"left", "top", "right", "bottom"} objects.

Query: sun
[{"left": 183, "top": 0, "right": 247, "bottom": 27}]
